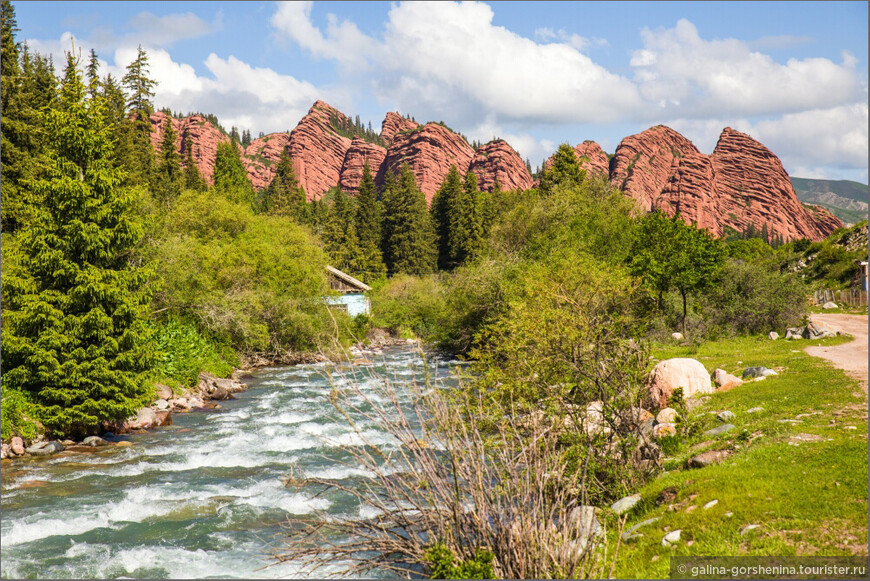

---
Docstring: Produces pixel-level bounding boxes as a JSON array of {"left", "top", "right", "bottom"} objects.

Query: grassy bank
[{"left": 609, "top": 334, "right": 868, "bottom": 578}]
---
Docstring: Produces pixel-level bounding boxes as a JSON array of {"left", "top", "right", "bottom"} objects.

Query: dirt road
[{"left": 805, "top": 313, "right": 869, "bottom": 393}]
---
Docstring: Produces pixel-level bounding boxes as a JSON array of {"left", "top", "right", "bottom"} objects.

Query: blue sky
[{"left": 14, "top": 1, "right": 869, "bottom": 181}]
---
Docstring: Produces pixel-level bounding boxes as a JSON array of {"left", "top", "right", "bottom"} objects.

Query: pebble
[
  {"left": 703, "top": 423, "right": 735, "bottom": 436},
  {"left": 724, "top": 512, "right": 733, "bottom": 518},
  {"left": 610, "top": 494, "right": 642, "bottom": 515},
  {"left": 621, "top": 517, "right": 660, "bottom": 542},
  {"left": 703, "top": 499, "right": 719, "bottom": 510},
  {"left": 717, "top": 410, "right": 735, "bottom": 422},
  {"left": 740, "top": 524, "right": 761, "bottom": 535},
  {"left": 746, "top": 407, "right": 764, "bottom": 414}
]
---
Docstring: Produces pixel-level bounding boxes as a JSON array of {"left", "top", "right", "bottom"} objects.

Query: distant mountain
[{"left": 791, "top": 177, "right": 868, "bottom": 225}]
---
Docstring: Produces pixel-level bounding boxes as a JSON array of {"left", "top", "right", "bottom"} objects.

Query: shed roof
[{"left": 325, "top": 265, "right": 372, "bottom": 292}]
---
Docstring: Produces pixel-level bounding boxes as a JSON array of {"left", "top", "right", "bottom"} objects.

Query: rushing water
[{"left": 0, "top": 345, "right": 463, "bottom": 579}]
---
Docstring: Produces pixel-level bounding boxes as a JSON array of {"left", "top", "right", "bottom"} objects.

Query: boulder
[
  {"left": 768, "top": 331, "right": 780, "bottom": 340},
  {"left": 169, "top": 398, "right": 191, "bottom": 412},
  {"left": 154, "top": 410, "right": 173, "bottom": 427},
  {"left": 82, "top": 436, "right": 109, "bottom": 447},
  {"left": 822, "top": 301, "right": 838, "bottom": 309},
  {"left": 703, "top": 423, "right": 735, "bottom": 437},
  {"left": 671, "top": 332, "right": 684, "bottom": 341},
  {"left": 188, "top": 396, "right": 205, "bottom": 409},
  {"left": 1, "top": 444, "right": 7, "bottom": 459},
  {"left": 646, "top": 358, "right": 713, "bottom": 408},
  {"left": 211, "top": 387, "right": 234, "bottom": 401},
  {"left": 656, "top": 407, "right": 678, "bottom": 424},
  {"left": 621, "top": 517, "right": 660, "bottom": 542},
  {"left": 155, "top": 399, "right": 170, "bottom": 411},
  {"left": 611, "top": 494, "right": 642, "bottom": 515},
  {"left": 564, "top": 505, "right": 604, "bottom": 556},
  {"left": 803, "top": 322, "right": 836, "bottom": 339},
  {"left": 581, "top": 400, "right": 610, "bottom": 437},
  {"left": 688, "top": 449, "right": 731, "bottom": 468},
  {"left": 785, "top": 327, "right": 804, "bottom": 340},
  {"left": 652, "top": 423, "right": 677, "bottom": 439},
  {"left": 27, "top": 440, "right": 64, "bottom": 456},
  {"left": 746, "top": 407, "right": 764, "bottom": 414},
  {"left": 129, "top": 407, "right": 157, "bottom": 430},
  {"left": 155, "top": 383, "right": 173, "bottom": 400},
  {"left": 713, "top": 368, "right": 743, "bottom": 389},
  {"left": 11, "top": 436, "right": 25, "bottom": 456}
]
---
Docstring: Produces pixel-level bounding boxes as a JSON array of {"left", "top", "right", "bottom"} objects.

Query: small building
[{"left": 324, "top": 265, "right": 372, "bottom": 317}]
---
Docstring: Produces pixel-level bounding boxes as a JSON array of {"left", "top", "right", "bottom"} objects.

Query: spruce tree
[
  {"left": 121, "top": 46, "right": 156, "bottom": 186},
  {"left": 355, "top": 163, "right": 386, "bottom": 281},
  {"left": 322, "top": 188, "right": 363, "bottom": 274},
  {"left": 156, "top": 116, "right": 183, "bottom": 204},
  {"left": 264, "top": 150, "right": 307, "bottom": 220},
  {"left": 85, "top": 48, "right": 100, "bottom": 99},
  {"left": 1, "top": 52, "right": 154, "bottom": 438},
  {"left": 431, "top": 165, "right": 463, "bottom": 269},
  {"left": 213, "top": 141, "right": 255, "bottom": 207},
  {"left": 459, "top": 170, "right": 486, "bottom": 263},
  {"left": 538, "top": 143, "right": 585, "bottom": 196},
  {"left": 382, "top": 165, "right": 437, "bottom": 275}
]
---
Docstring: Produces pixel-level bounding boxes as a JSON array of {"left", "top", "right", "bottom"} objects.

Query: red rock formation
[
  {"left": 573, "top": 141, "right": 610, "bottom": 176},
  {"left": 339, "top": 137, "right": 387, "bottom": 194},
  {"left": 380, "top": 112, "right": 420, "bottom": 146},
  {"left": 242, "top": 132, "right": 292, "bottom": 190},
  {"left": 657, "top": 151, "right": 723, "bottom": 235},
  {"left": 709, "top": 127, "right": 839, "bottom": 241},
  {"left": 150, "top": 112, "right": 230, "bottom": 185},
  {"left": 285, "top": 100, "right": 353, "bottom": 200},
  {"left": 468, "top": 139, "right": 533, "bottom": 192},
  {"left": 382, "top": 123, "right": 476, "bottom": 205},
  {"left": 610, "top": 125, "right": 701, "bottom": 212}
]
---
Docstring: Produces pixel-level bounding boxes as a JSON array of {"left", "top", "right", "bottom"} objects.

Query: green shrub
[
  {"left": 370, "top": 274, "right": 447, "bottom": 339},
  {"left": 0, "top": 386, "right": 42, "bottom": 441},
  {"left": 151, "top": 318, "right": 235, "bottom": 387},
  {"left": 425, "top": 543, "right": 494, "bottom": 580}
]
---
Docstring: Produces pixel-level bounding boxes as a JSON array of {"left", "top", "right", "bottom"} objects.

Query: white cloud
[
  {"left": 631, "top": 19, "right": 864, "bottom": 118},
  {"left": 126, "top": 11, "right": 219, "bottom": 48}
]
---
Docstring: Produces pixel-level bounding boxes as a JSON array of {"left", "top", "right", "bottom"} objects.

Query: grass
[
  {"left": 808, "top": 304, "right": 868, "bottom": 315},
  {"left": 608, "top": 334, "right": 868, "bottom": 578}
]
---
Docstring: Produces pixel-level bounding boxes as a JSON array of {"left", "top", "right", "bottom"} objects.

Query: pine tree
[
  {"left": 156, "top": 116, "right": 183, "bottom": 204},
  {"left": 1, "top": 0, "right": 27, "bottom": 232},
  {"left": 460, "top": 170, "right": 486, "bottom": 262},
  {"left": 213, "top": 141, "right": 255, "bottom": 207},
  {"left": 229, "top": 126, "right": 240, "bottom": 143},
  {"left": 1, "top": 52, "right": 154, "bottom": 438},
  {"left": 538, "top": 143, "right": 586, "bottom": 196},
  {"left": 264, "top": 150, "right": 308, "bottom": 220},
  {"left": 85, "top": 48, "right": 100, "bottom": 99},
  {"left": 354, "top": 163, "right": 386, "bottom": 281},
  {"left": 382, "top": 165, "right": 437, "bottom": 275},
  {"left": 122, "top": 45, "right": 155, "bottom": 118},
  {"left": 183, "top": 134, "right": 207, "bottom": 192},
  {"left": 322, "top": 188, "right": 363, "bottom": 274},
  {"left": 121, "top": 46, "right": 156, "bottom": 187}
]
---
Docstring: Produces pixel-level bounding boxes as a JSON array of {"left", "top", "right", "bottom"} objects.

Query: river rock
[
  {"left": 155, "top": 383, "right": 173, "bottom": 400},
  {"left": 27, "top": 440, "right": 64, "bottom": 456},
  {"left": 1, "top": 444, "right": 7, "bottom": 459},
  {"left": 82, "top": 436, "right": 109, "bottom": 447},
  {"left": 689, "top": 449, "right": 731, "bottom": 468},
  {"left": 646, "top": 358, "right": 713, "bottom": 408},
  {"left": 211, "top": 387, "right": 234, "bottom": 401},
  {"left": 129, "top": 407, "right": 157, "bottom": 429},
  {"left": 656, "top": 407, "right": 679, "bottom": 424},
  {"left": 170, "top": 398, "right": 190, "bottom": 412},
  {"left": 155, "top": 399, "right": 170, "bottom": 411},
  {"left": 742, "top": 366, "right": 777, "bottom": 380},
  {"left": 611, "top": 494, "right": 642, "bottom": 515},
  {"left": 621, "top": 517, "right": 660, "bottom": 542},
  {"left": 704, "top": 423, "right": 735, "bottom": 437},
  {"left": 154, "top": 410, "right": 172, "bottom": 427},
  {"left": 188, "top": 396, "right": 205, "bottom": 409},
  {"left": 11, "top": 436, "right": 25, "bottom": 456},
  {"left": 661, "top": 529, "right": 681, "bottom": 547}
]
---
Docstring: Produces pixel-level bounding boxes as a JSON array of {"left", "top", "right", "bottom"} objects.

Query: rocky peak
[
  {"left": 382, "top": 122, "right": 476, "bottom": 205},
  {"left": 150, "top": 111, "right": 230, "bottom": 185},
  {"left": 339, "top": 137, "right": 388, "bottom": 194},
  {"left": 469, "top": 139, "right": 533, "bottom": 192},
  {"left": 380, "top": 112, "right": 420, "bottom": 146},
  {"left": 242, "top": 132, "right": 292, "bottom": 191},
  {"left": 573, "top": 141, "right": 611, "bottom": 176},
  {"left": 285, "top": 100, "right": 354, "bottom": 200}
]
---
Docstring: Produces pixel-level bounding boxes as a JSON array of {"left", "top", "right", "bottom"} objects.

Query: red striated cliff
[
  {"left": 573, "top": 141, "right": 611, "bottom": 176},
  {"left": 382, "top": 123, "right": 476, "bottom": 205},
  {"left": 285, "top": 100, "right": 353, "bottom": 200},
  {"left": 242, "top": 132, "right": 292, "bottom": 191},
  {"left": 468, "top": 139, "right": 533, "bottom": 192},
  {"left": 380, "top": 112, "right": 420, "bottom": 146},
  {"left": 339, "top": 137, "right": 388, "bottom": 194},
  {"left": 150, "top": 112, "right": 230, "bottom": 185}
]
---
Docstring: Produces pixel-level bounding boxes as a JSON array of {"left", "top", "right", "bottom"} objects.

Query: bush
[
  {"left": 0, "top": 387, "right": 42, "bottom": 441},
  {"left": 370, "top": 274, "right": 447, "bottom": 339},
  {"left": 701, "top": 257, "right": 808, "bottom": 334},
  {"left": 151, "top": 318, "right": 236, "bottom": 388}
]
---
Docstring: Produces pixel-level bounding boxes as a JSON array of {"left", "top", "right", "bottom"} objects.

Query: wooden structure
[
  {"left": 325, "top": 266, "right": 371, "bottom": 316},
  {"left": 814, "top": 288, "right": 868, "bottom": 307}
]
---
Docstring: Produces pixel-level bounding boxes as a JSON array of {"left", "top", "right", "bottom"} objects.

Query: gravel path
[{"left": 805, "top": 313, "right": 868, "bottom": 394}]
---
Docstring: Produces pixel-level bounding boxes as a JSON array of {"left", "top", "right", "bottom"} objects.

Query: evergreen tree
[
  {"left": 382, "top": 165, "right": 437, "bottom": 275},
  {"left": 1, "top": 0, "right": 27, "bottom": 232},
  {"left": 1, "top": 52, "right": 154, "bottom": 438},
  {"left": 537, "top": 143, "right": 586, "bottom": 196},
  {"left": 354, "top": 163, "right": 386, "bottom": 281},
  {"left": 122, "top": 45, "right": 155, "bottom": 118},
  {"left": 121, "top": 46, "right": 156, "bottom": 186},
  {"left": 431, "top": 165, "right": 463, "bottom": 269},
  {"left": 229, "top": 126, "right": 240, "bottom": 143},
  {"left": 156, "top": 116, "right": 183, "bottom": 204},
  {"left": 183, "top": 134, "right": 208, "bottom": 192},
  {"left": 322, "top": 188, "right": 363, "bottom": 274},
  {"left": 213, "top": 141, "right": 255, "bottom": 207},
  {"left": 264, "top": 150, "right": 307, "bottom": 220},
  {"left": 85, "top": 48, "right": 100, "bottom": 99},
  {"left": 460, "top": 170, "right": 486, "bottom": 262}
]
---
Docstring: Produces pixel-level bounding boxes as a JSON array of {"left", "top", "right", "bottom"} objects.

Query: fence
[{"left": 814, "top": 288, "right": 868, "bottom": 307}]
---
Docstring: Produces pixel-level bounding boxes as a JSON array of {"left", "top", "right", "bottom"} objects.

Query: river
[{"left": 0, "top": 345, "right": 463, "bottom": 579}]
